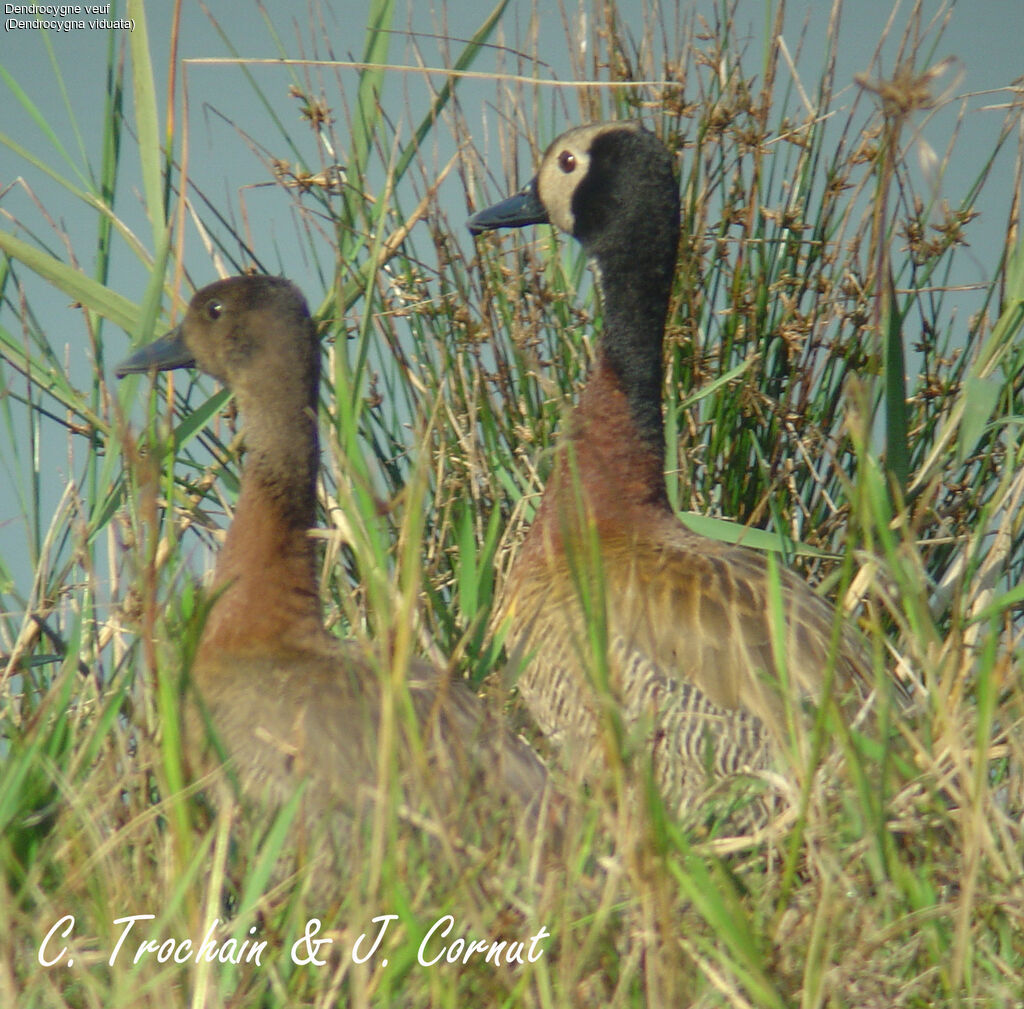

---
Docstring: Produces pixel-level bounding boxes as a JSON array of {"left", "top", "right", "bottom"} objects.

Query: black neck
[
  {"left": 573, "top": 127, "right": 680, "bottom": 460},
  {"left": 593, "top": 251, "right": 673, "bottom": 456}
]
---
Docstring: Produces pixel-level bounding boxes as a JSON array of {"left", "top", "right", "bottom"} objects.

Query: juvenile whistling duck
[
  {"left": 469, "top": 122, "right": 869, "bottom": 823},
  {"left": 117, "top": 275, "right": 549, "bottom": 851}
]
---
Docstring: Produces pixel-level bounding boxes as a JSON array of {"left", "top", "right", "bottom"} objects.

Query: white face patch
[
  {"left": 537, "top": 142, "right": 589, "bottom": 233},
  {"left": 535, "top": 121, "right": 641, "bottom": 236}
]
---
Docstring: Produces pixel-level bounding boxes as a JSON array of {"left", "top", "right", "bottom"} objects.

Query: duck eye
[
  {"left": 558, "top": 150, "right": 576, "bottom": 173},
  {"left": 205, "top": 300, "right": 222, "bottom": 321}
]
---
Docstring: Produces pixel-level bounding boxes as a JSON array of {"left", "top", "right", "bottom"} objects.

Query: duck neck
[
  {"left": 568, "top": 239, "right": 675, "bottom": 498},
  {"left": 198, "top": 371, "right": 325, "bottom": 657},
  {"left": 567, "top": 351, "right": 669, "bottom": 508},
  {"left": 527, "top": 223, "right": 677, "bottom": 556},
  {"left": 594, "top": 251, "right": 670, "bottom": 456}
]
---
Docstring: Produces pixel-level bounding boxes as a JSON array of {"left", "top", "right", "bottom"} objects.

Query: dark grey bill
[
  {"left": 467, "top": 179, "right": 549, "bottom": 234},
  {"left": 115, "top": 325, "right": 195, "bottom": 378}
]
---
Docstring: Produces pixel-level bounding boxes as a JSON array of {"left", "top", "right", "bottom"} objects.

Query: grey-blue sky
[{"left": 0, "top": 0, "right": 1021, "bottom": 605}]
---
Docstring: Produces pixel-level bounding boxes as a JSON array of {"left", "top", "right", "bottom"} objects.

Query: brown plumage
[
  {"left": 116, "top": 275, "right": 551, "bottom": 853},
  {"left": 469, "top": 122, "right": 869, "bottom": 823}
]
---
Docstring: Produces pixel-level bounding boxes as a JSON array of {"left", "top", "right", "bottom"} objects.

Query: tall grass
[{"left": 1, "top": 0, "right": 1022, "bottom": 1005}]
